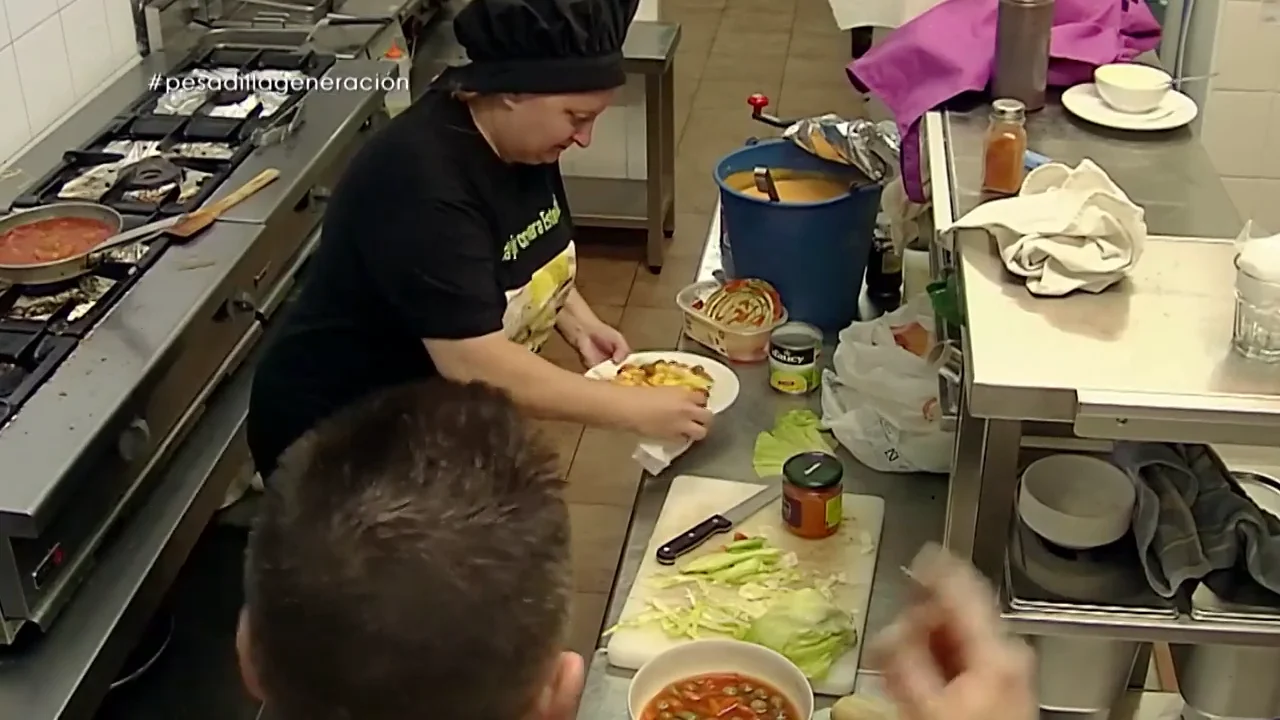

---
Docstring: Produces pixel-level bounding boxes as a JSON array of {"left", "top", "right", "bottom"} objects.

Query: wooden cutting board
[{"left": 606, "top": 474, "right": 885, "bottom": 696}]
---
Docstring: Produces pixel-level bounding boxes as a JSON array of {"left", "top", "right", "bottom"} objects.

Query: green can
[{"left": 768, "top": 322, "right": 822, "bottom": 394}]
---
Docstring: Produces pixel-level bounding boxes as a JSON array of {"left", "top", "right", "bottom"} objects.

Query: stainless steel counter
[
  {"left": 575, "top": 207, "right": 950, "bottom": 719},
  {"left": 924, "top": 97, "right": 1280, "bottom": 655}
]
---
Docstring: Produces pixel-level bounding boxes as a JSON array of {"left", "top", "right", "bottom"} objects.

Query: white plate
[
  {"left": 1061, "top": 83, "right": 1198, "bottom": 131},
  {"left": 585, "top": 350, "right": 741, "bottom": 414}
]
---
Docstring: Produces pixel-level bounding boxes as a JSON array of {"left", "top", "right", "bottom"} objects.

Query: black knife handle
[{"left": 655, "top": 515, "right": 732, "bottom": 565}]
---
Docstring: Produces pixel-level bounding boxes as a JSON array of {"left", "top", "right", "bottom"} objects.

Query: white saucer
[{"left": 1061, "top": 83, "right": 1198, "bottom": 131}]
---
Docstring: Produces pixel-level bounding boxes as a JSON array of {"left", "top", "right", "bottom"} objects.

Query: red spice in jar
[
  {"left": 781, "top": 452, "right": 844, "bottom": 539},
  {"left": 981, "top": 98, "right": 1028, "bottom": 196}
]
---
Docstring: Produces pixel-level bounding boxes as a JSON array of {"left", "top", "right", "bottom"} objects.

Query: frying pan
[{"left": 0, "top": 168, "right": 279, "bottom": 286}]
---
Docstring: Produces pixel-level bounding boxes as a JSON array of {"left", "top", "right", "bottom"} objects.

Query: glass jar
[
  {"left": 781, "top": 452, "right": 844, "bottom": 539},
  {"left": 1233, "top": 256, "right": 1280, "bottom": 362},
  {"left": 982, "top": 98, "right": 1028, "bottom": 195}
]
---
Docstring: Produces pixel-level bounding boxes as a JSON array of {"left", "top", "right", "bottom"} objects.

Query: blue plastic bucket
[{"left": 714, "top": 139, "right": 882, "bottom": 332}]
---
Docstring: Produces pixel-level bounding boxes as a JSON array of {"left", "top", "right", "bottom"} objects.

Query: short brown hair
[{"left": 244, "top": 380, "right": 570, "bottom": 720}]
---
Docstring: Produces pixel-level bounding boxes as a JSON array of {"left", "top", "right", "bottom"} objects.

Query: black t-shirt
[{"left": 247, "top": 92, "right": 575, "bottom": 475}]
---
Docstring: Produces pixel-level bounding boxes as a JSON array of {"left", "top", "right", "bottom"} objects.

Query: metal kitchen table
[
  {"left": 923, "top": 93, "right": 1280, "bottom": 719},
  {"left": 561, "top": 23, "right": 681, "bottom": 273}
]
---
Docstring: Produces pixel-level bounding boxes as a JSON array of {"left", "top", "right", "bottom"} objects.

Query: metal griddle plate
[
  {"left": 1189, "top": 472, "right": 1280, "bottom": 623},
  {"left": 1006, "top": 518, "right": 1177, "bottom": 617}
]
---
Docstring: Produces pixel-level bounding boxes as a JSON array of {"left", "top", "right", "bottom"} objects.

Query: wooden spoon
[{"left": 170, "top": 168, "right": 280, "bottom": 238}]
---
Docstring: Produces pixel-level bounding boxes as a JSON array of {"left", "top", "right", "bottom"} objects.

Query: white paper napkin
[
  {"left": 632, "top": 437, "right": 693, "bottom": 475},
  {"left": 948, "top": 159, "right": 1146, "bottom": 296}
]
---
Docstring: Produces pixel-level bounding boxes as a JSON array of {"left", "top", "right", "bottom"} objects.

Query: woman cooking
[{"left": 246, "top": 0, "right": 712, "bottom": 477}]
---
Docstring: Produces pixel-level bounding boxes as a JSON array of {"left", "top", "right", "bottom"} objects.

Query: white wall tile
[
  {"left": 61, "top": 0, "right": 113, "bottom": 97},
  {"left": 0, "top": 2, "right": 11, "bottom": 46},
  {"left": 103, "top": 0, "right": 138, "bottom": 69},
  {"left": 1212, "top": 1, "right": 1280, "bottom": 91},
  {"left": 1201, "top": 89, "right": 1274, "bottom": 176},
  {"left": 0, "top": 46, "right": 31, "bottom": 162},
  {"left": 1250, "top": 179, "right": 1280, "bottom": 233},
  {"left": 1221, "top": 176, "right": 1265, "bottom": 220},
  {"left": 3, "top": 0, "right": 55, "bottom": 40},
  {"left": 12, "top": 14, "right": 75, "bottom": 134},
  {"left": 1263, "top": 93, "right": 1280, "bottom": 178}
]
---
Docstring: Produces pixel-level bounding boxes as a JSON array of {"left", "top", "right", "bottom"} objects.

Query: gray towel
[{"left": 1111, "top": 442, "right": 1280, "bottom": 599}]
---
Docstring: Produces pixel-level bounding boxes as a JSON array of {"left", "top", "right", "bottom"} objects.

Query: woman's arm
[{"left": 426, "top": 332, "right": 629, "bottom": 426}]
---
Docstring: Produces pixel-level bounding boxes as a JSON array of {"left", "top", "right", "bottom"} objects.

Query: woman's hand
[
  {"left": 870, "top": 544, "right": 1036, "bottom": 720},
  {"left": 619, "top": 386, "right": 713, "bottom": 441},
  {"left": 572, "top": 319, "right": 631, "bottom": 367},
  {"left": 556, "top": 288, "right": 631, "bottom": 366}
]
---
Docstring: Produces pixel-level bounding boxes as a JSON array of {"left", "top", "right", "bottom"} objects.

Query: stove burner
[
  {"left": 0, "top": 362, "right": 22, "bottom": 398},
  {"left": 212, "top": 89, "right": 252, "bottom": 105},
  {"left": 117, "top": 157, "right": 182, "bottom": 190}
]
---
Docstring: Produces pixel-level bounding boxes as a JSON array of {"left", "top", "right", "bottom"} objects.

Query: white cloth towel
[
  {"left": 632, "top": 438, "right": 692, "bottom": 475},
  {"left": 948, "top": 159, "right": 1146, "bottom": 296}
]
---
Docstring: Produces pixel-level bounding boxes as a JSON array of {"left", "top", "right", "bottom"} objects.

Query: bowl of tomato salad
[{"left": 628, "top": 639, "right": 814, "bottom": 720}]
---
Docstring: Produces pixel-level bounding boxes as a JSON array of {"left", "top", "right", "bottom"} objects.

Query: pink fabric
[{"left": 847, "top": 0, "right": 1162, "bottom": 201}]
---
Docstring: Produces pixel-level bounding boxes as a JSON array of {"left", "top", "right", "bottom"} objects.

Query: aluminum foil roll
[{"left": 781, "top": 114, "right": 901, "bottom": 184}]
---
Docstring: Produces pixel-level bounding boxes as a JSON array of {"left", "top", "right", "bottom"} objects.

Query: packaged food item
[
  {"left": 677, "top": 279, "right": 787, "bottom": 362},
  {"left": 769, "top": 322, "right": 822, "bottom": 394},
  {"left": 981, "top": 98, "right": 1028, "bottom": 195}
]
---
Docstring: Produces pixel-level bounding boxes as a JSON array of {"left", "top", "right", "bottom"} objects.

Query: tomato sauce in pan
[{"left": 0, "top": 217, "right": 115, "bottom": 266}]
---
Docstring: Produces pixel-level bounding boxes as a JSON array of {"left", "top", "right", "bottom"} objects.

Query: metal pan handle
[{"left": 88, "top": 216, "right": 183, "bottom": 256}]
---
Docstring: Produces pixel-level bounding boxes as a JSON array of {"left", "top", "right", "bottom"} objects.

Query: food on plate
[
  {"left": 692, "top": 279, "right": 784, "bottom": 330},
  {"left": 639, "top": 672, "right": 803, "bottom": 720},
  {"left": 0, "top": 217, "right": 115, "bottom": 266},
  {"left": 890, "top": 321, "right": 931, "bottom": 357},
  {"left": 607, "top": 534, "right": 859, "bottom": 679},
  {"left": 614, "top": 360, "right": 714, "bottom": 395}
]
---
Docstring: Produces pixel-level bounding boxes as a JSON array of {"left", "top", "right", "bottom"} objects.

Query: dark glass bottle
[{"left": 864, "top": 212, "right": 902, "bottom": 313}]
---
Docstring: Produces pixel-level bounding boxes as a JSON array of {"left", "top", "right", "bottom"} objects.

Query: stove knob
[{"left": 118, "top": 418, "right": 151, "bottom": 462}]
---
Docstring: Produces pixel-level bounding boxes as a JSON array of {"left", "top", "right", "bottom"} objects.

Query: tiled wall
[
  {"left": 1200, "top": 0, "right": 1280, "bottom": 232},
  {"left": 0, "top": 0, "right": 141, "bottom": 166}
]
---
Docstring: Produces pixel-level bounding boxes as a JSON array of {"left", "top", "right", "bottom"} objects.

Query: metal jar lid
[
  {"left": 783, "top": 451, "right": 843, "bottom": 490},
  {"left": 991, "top": 98, "right": 1027, "bottom": 122},
  {"left": 770, "top": 321, "right": 822, "bottom": 349}
]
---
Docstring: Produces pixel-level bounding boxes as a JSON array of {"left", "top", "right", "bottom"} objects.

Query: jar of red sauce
[{"left": 781, "top": 452, "right": 844, "bottom": 539}]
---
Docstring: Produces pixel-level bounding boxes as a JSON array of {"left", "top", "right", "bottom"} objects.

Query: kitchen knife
[{"left": 655, "top": 485, "right": 782, "bottom": 565}]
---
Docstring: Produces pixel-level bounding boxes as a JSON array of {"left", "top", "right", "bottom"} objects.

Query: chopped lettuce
[
  {"left": 606, "top": 535, "right": 857, "bottom": 679},
  {"left": 753, "top": 409, "right": 835, "bottom": 477},
  {"left": 743, "top": 588, "right": 858, "bottom": 679}
]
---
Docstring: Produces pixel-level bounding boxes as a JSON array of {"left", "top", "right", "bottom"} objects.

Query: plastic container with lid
[
  {"left": 676, "top": 279, "right": 788, "bottom": 363},
  {"left": 780, "top": 452, "right": 843, "bottom": 539}
]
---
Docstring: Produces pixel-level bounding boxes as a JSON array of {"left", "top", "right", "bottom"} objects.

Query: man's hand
[{"left": 869, "top": 544, "right": 1037, "bottom": 720}]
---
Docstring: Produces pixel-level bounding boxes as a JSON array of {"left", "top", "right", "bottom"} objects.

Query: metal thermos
[{"left": 992, "top": 0, "right": 1055, "bottom": 112}]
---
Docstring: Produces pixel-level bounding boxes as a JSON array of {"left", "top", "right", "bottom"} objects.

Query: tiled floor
[{"left": 548, "top": 0, "right": 866, "bottom": 659}]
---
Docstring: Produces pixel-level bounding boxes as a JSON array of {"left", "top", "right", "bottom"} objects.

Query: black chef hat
[{"left": 435, "top": 0, "right": 640, "bottom": 94}]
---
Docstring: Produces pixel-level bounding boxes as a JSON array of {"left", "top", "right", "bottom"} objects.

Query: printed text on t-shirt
[{"left": 502, "top": 196, "right": 562, "bottom": 262}]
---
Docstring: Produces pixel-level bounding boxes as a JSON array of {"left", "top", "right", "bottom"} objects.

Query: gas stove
[{"left": 0, "top": 45, "right": 368, "bottom": 647}]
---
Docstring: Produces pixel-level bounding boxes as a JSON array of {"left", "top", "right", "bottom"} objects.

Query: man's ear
[
  {"left": 533, "top": 651, "right": 585, "bottom": 720},
  {"left": 236, "top": 608, "right": 266, "bottom": 702}
]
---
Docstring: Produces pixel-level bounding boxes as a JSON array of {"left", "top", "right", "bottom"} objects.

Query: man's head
[
  {"left": 237, "top": 380, "right": 582, "bottom": 720},
  {"left": 467, "top": 90, "right": 615, "bottom": 164}
]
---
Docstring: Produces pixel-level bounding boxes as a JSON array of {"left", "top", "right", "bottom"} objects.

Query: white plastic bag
[{"left": 820, "top": 295, "right": 953, "bottom": 473}]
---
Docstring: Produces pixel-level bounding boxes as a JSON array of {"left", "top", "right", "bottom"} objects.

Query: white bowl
[
  {"left": 1018, "top": 454, "right": 1136, "bottom": 549},
  {"left": 1093, "top": 63, "right": 1172, "bottom": 114},
  {"left": 627, "top": 640, "right": 815, "bottom": 720}
]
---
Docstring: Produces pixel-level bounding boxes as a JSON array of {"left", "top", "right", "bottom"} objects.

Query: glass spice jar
[
  {"left": 781, "top": 452, "right": 844, "bottom": 539},
  {"left": 982, "top": 98, "right": 1028, "bottom": 196}
]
